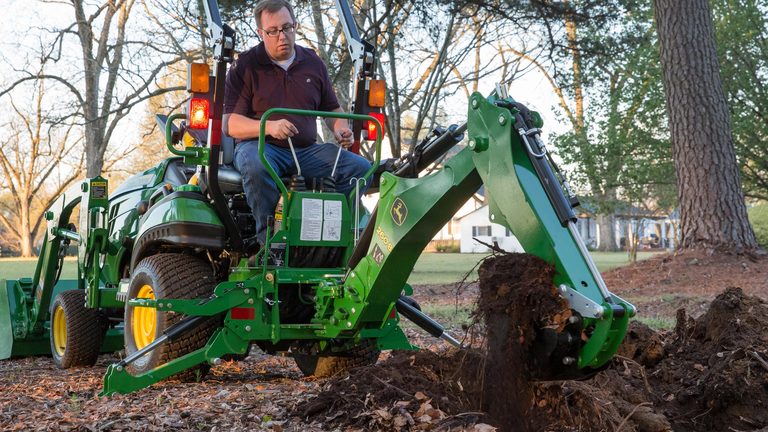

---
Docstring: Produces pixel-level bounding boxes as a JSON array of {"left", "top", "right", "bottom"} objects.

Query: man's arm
[{"left": 226, "top": 113, "right": 298, "bottom": 140}]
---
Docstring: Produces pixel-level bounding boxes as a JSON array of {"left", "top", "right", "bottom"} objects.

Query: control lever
[
  {"left": 286, "top": 137, "right": 302, "bottom": 177},
  {"left": 349, "top": 177, "right": 367, "bottom": 245},
  {"left": 330, "top": 143, "right": 343, "bottom": 178}
]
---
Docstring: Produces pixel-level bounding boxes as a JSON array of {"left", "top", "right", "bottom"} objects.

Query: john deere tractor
[{"left": 0, "top": 0, "right": 635, "bottom": 395}]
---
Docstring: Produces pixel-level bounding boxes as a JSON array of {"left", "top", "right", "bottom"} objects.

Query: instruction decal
[
  {"left": 300, "top": 198, "right": 323, "bottom": 241},
  {"left": 300, "top": 198, "right": 343, "bottom": 242},
  {"left": 322, "top": 200, "right": 342, "bottom": 241},
  {"left": 91, "top": 181, "right": 108, "bottom": 199},
  {"left": 391, "top": 198, "right": 407, "bottom": 226}
]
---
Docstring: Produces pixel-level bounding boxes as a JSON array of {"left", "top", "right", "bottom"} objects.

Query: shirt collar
[{"left": 255, "top": 42, "right": 305, "bottom": 67}]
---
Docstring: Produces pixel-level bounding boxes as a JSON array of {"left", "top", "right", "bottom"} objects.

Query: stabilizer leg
[{"left": 101, "top": 327, "right": 248, "bottom": 395}]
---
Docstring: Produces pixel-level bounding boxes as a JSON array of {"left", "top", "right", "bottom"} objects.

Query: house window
[{"left": 472, "top": 226, "right": 492, "bottom": 236}]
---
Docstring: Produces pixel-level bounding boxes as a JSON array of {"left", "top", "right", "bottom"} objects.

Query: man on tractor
[{"left": 224, "top": 0, "right": 371, "bottom": 248}]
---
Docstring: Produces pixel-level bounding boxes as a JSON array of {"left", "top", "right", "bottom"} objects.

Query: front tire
[
  {"left": 50, "top": 290, "right": 106, "bottom": 368},
  {"left": 124, "top": 253, "right": 219, "bottom": 380}
]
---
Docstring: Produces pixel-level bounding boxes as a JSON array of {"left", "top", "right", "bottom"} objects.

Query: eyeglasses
[{"left": 261, "top": 23, "right": 296, "bottom": 38}]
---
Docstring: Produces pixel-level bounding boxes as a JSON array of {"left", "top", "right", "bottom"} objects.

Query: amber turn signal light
[
  {"left": 187, "top": 63, "right": 210, "bottom": 93},
  {"left": 368, "top": 79, "right": 386, "bottom": 108}
]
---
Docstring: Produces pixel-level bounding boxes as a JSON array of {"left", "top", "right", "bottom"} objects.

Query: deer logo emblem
[{"left": 391, "top": 198, "right": 407, "bottom": 226}]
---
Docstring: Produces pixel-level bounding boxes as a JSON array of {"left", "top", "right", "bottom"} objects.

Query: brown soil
[
  {"left": 4, "top": 250, "right": 768, "bottom": 431},
  {"left": 296, "top": 253, "right": 768, "bottom": 432},
  {"left": 605, "top": 249, "right": 768, "bottom": 320}
]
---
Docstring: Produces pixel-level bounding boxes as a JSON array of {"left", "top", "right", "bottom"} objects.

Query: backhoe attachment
[
  {"left": 337, "top": 91, "right": 635, "bottom": 379},
  {"left": 471, "top": 93, "right": 635, "bottom": 375}
]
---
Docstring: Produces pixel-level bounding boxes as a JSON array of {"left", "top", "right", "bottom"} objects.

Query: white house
[
  {"left": 430, "top": 193, "right": 485, "bottom": 245},
  {"left": 457, "top": 205, "right": 524, "bottom": 253}
]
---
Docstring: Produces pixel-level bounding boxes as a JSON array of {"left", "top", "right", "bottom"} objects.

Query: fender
[{"left": 130, "top": 191, "right": 226, "bottom": 269}]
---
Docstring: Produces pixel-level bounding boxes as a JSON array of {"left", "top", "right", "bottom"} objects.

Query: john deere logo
[{"left": 391, "top": 198, "right": 407, "bottom": 226}]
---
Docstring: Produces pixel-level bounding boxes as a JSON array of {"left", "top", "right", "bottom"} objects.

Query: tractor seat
[{"left": 219, "top": 135, "right": 244, "bottom": 194}]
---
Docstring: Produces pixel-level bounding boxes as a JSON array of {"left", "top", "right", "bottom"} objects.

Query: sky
[
  {"left": 0, "top": 0, "right": 567, "bottom": 166},
  {"left": 0, "top": 0, "right": 138, "bottom": 151}
]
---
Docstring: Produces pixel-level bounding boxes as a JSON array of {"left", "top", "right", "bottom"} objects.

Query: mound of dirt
[
  {"left": 294, "top": 349, "right": 488, "bottom": 430},
  {"left": 648, "top": 287, "right": 768, "bottom": 431},
  {"left": 296, "top": 255, "right": 768, "bottom": 432}
]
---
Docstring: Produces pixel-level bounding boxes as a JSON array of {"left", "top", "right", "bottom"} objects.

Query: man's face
[{"left": 258, "top": 7, "right": 296, "bottom": 61}]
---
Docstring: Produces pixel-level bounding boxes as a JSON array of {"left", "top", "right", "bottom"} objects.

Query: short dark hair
[{"left": 253, "top": 0, "right": 296, "bottom": 29}]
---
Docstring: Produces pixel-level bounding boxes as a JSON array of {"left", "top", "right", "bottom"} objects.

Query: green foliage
[
  {"left": 712, "top": 0, "right": 768, "bottom": 200},
  {"left": 553, "top": 0, "right": 675, "bottom": 219},
  {"left": 747, "top": 203, "right": 768, "bottom": 247}
]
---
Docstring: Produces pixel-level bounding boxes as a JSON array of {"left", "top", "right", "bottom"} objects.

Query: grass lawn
[
  {"left": 0, "top": 257, "right": 78, "bottom": 280},
  {"left": 0, "top": 251, "right": 662, "bottom": 285}
]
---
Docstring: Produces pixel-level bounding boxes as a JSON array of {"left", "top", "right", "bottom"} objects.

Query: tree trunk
[
  {"left": 654, "top": 0, "right": 757, "bottom": 252},
  {"left": 19, "top": 204, "right": 33, "bottom": 257},
  {"left": 596, "top": 213, "right": 618, "bottom": 252}
]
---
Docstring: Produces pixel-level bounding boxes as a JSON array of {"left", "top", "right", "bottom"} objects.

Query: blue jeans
[{"left": 233, "top": 140, "right": 372, "bottom": 244}]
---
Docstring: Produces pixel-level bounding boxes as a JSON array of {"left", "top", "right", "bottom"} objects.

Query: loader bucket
[
  {"left": 0, "top": 279, "right": 82, "bottom": 359},
  {"left": 0, "top": 280, "right": 13, "bottom": 359}
]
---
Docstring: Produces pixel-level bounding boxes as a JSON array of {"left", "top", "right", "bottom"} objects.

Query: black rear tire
[
  {"left": 124, "top": 253, "right": 219, "bottom": 381},
  {"left": 293, "top": 339, "right": 380, "bottom": 378},
  {"left": 50, "top": 290, "right": 106, "bottom": 368}
]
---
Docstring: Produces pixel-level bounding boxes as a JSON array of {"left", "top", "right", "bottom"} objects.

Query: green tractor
[{"left": 0, "top": 0, "right": 635, "bottom": 395}]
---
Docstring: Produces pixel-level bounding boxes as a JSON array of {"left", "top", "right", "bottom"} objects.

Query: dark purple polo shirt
[{"left": 224, "top": 42, "right": 341, "bottom": 148}]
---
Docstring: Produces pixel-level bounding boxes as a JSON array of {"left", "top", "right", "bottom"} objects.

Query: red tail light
[
  {"left": 188, "top": 97, "right": 210, "bottom": 129},
  {"left": 230, "top": 307, "right": 255, "bottom": 320},
  {"left": 366, "top": 112, "right": 385, "bottom": 141}
]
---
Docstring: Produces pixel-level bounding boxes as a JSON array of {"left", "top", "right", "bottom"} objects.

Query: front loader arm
[
  {"left": 341, "top": 92, "right": 635, "bottom": 372},
  {"left": 29, "top": 177, "right": 109, "bottom": 334},
  {"left": 1, "top": 176, "right": 109, "bottom": 360}
]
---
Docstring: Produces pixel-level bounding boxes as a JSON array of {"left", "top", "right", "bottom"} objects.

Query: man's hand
[
  {"left": 334, "top": 125, "right": 354, "bottom": 148},
  {"left": 266, "top": 119, "right": 298, "bottom": 140}
]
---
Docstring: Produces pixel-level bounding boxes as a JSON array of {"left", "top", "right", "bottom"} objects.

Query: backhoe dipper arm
[{"left": 338, "top": 92, "right": 635, "bottom": 373}]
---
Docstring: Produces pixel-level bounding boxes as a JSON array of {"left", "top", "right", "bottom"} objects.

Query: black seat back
[{"left": 217, "top": 134, "right": 244, "bottom": 194}]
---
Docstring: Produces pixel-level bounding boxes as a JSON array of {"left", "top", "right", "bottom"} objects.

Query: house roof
[{"left": 457, "top": 204, "right": 488, "bottom": 221}]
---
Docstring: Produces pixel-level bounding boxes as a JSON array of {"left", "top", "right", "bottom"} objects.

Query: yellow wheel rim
[
  {"left": 131, "top": 284, "right": 157, "bottom": 350},
  {"left": 52, "top": 304, "right": 67, "bottom": 356}
]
